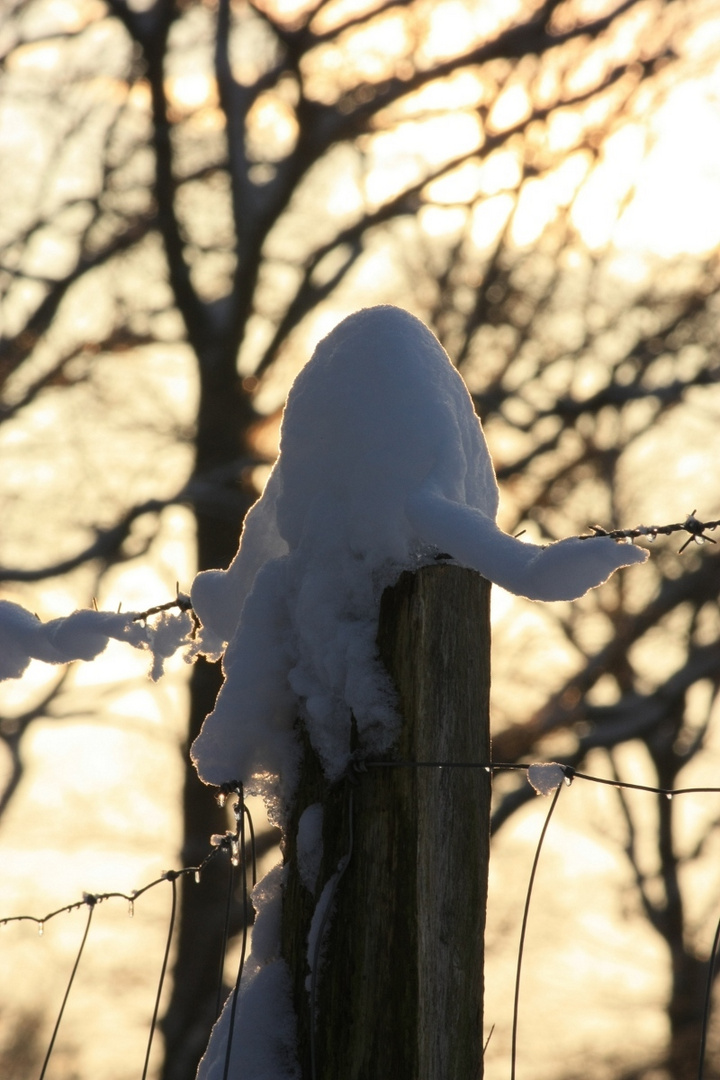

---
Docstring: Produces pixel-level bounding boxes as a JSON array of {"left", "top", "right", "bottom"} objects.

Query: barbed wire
[
  {"left": 580, "top": 510, "right": 720, "bottom": 552},
  {"left": 3, "top": 513, "right": 719, "bottom": 1076},
  {"left": 9, "top": 758, "right": 720, "bottom": 936},
  {"left": 1, "top": 849, "right": 220, "bottom": 933},
  {"left": 2, "top": 784, "right": 254, "bottom": 1080},
  {"left": 6, "top": 764, "right": 720, "bottom": 1079},
  {"left": 97, "top": 584, "right": 196, "bottom": 625},
  {"left": 129, "top": 588, "right": 194, "bottom": 622},
  {"left": 71, "top": 510, "right": 720, "bottom": 637}
]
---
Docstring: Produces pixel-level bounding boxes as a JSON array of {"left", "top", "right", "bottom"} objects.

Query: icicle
[
  {"left": 665, "top": 792, "right": 674, "bottom": 800},
  {"left": 230, "top": 838, "right": 241, "bottom": 867},
  {"left": 128, "top": 899, "right": 135, "bottom": 918},
  {"left": 38, "top": 921, "right": 44, "bottom": 937},
  {"left": 194, "top": 869, "right": 201, "bottom": 885},
  {"left": 216, "top": 791, "right": 227, "bottom": 808}
]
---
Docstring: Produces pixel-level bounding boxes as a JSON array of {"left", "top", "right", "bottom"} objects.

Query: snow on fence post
[
  {"left": 186, "top": 305, "right": 643, "bottom": 1077},
  {"left": 282, "top": 561, "right": 491, "bottom": 1079}
]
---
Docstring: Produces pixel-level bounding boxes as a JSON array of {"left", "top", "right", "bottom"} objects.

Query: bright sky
[{"left": 2, "top": 1, "right": 720, "bottom": 1077}]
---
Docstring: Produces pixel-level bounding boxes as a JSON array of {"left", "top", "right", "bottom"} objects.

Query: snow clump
[{"left": 190, "top": 305, "right": 646, "bottom": 801}]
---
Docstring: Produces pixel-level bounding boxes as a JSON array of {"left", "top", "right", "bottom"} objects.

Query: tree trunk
[
  {"left": 282, "top": 562, "right": 492, "bottom": 1079},
  {"left": 160, "top": 373, "right": 256, "bottom": 1080}
]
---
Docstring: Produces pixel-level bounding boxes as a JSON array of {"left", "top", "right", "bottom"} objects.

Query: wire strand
[
  {"left": 222, "top": 786, "right": 252, "bottom": 1080},
  {"left": 141, "top": 873, "right": 177, "bottom": 1080},
  {"left": 698, "top": 908, "right": 720, "bottom": 1080},
  {"left": 6, "top": 763, "right": 720, "bottom": 1080},
  {"left": 6, "top": 765, "right": 720, "bottom": 934},
  {"left": 216, "top": 853, "right": 236, "bottom": 1019},
  {"left": 510, "top": 783, "right": 563, "bottom": 1080},
  {"left": 38, "top": 895, "right": 96, "bottom": 1080}
]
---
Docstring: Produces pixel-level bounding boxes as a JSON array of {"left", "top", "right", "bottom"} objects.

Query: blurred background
[{"left": 1, "top": 0, "right": 720, "bottom": 1077}]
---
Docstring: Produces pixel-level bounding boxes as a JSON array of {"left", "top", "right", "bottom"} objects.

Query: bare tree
[{"left": 1, "top": 0, "right": 719, "bottom": 1076}]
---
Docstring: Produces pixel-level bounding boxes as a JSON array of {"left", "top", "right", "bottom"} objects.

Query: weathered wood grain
[{"left": 282, "top": 563, "right": 491, "bottom": 1079}]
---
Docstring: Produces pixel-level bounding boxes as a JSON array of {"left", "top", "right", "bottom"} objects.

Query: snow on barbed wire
[
  {"left": 0, "top": 308, "right": 656, "bottom": 792},
  {"left": 0, "top": 598, "right": 194, "bottom": 682},
  {"left": 189, "top": 306, "right": 647, "bottom": 799},
  {"left": 581, "top": 512, "right": 720, "bottom": 552}
]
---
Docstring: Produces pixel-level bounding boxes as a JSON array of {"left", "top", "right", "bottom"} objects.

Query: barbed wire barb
[
  {"left": 579, "top": 511, "right": 720, "bottom": 552},
  {"left": 6, "top": 765, "right": 720, "bottom": 1079},
  {"left": 141, "top": 873, "right": 178, "bottom": 1080},
  {"left": 38, "top": 894, "right": 96, "bottom": 1080},
  {"left": 6, "top": 765, "right": 720, "bottom": 932}
]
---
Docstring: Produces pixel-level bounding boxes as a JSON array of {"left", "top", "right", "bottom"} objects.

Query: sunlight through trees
[{"left": 1, "top": 0, "right": 720, "bottom": 1077}]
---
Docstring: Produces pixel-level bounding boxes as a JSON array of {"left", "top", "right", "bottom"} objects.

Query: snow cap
[{"left": 191, "top": 306, "right": 646, "bottom": 792}]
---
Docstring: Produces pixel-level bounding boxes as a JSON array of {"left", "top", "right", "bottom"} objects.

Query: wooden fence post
[{"left": 282, "top": 563, "right": 491, "bottom": 1079}]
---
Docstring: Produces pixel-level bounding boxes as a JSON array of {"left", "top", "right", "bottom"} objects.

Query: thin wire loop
[
  {"left": 7, "top": 764, "right": 720, "bottom": 936},
  {"left": 141, "top": 872, "right": 178, "bottom": 1080},
  {"left": 222, "top": 785, "right": 251, "bottom": 1080},
  {"left": 244, "top": 804, "right": 258, "bottom": 887},
  {"left": 38, "top": 895, "right": 96, "bottom": 1080},
  {"left": 511, "top": 783, "right": 563, "bottom": 1080},
  {"left": 216, "top": 852, "right": 236, "bottom": 1019},
  {"left": 698, "top": 910, "right": 720, "bottom": 1080},
  {"left": 7, "top": 763, "right": 720, "bottom": 1080}
]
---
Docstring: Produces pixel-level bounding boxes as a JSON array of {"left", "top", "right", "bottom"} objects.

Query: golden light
[
  {"left": 683, "top": 11, "right": 720, "bottom": 56},
  {"left": 419, "top": 0, "right": 477, "bottom": 63},
  {"left": 470, "top": 192, "right": 515, "bottom": 250},
  {"left": 487, "top": 82, "right": 533, "bottom": 133},
  {"left": 416, "top": 0, "right": 527, "bottom": 65},
  {"left": 393, "top": 69, "right": 486, "bottom": 116},
  {"left": 259, "top": 0, "right": 318, "bottom": 27},
  {"left": 544, "top": 106, "right": 587, "bottom": 154},
  {"left": 6, "top": 40, "right": 63, "bottom": 72},
  {"left": 310, "top": 0, "right": 387, "bottom": 35},
  {"left": 511, "top": 151, "right": 591, "bottom": 246},
  {"left": 615, "top": 81, "right": 720, "bottom": 256},
  {"left": 3, "top": 2, "right": 720, "bottom": 1077},
  {"left": 128, "top": 79, "right": 152, "bottom": 110},
  {"left": 246, "top": 92, "right": 300, "bottom": 161},
  {"left": 165, "top": 72, "right": 218, "bottom": 112},
  {"left": 423, "top": 160, "right": 484, "bottom": 203},
  {"left": 418, "top": 204, "right": 468, "bottom": 237},
  {"left": 365, "top": 112, "right": 482, "bottom": 206},
  {"left": 570, "top": 123, "right": 646, "bottom": 249},
  {"left": 477, "top": 145, "right": 524, "bottom": 195},
  {"left": 302, "top": 9, "right": 411, "bottom": 100},
  {"left": 510, "top": 178, "right": 557, "bottom": 246},
  {"left": 31, "top": 0, "right": 106, "bottom": 32}
]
